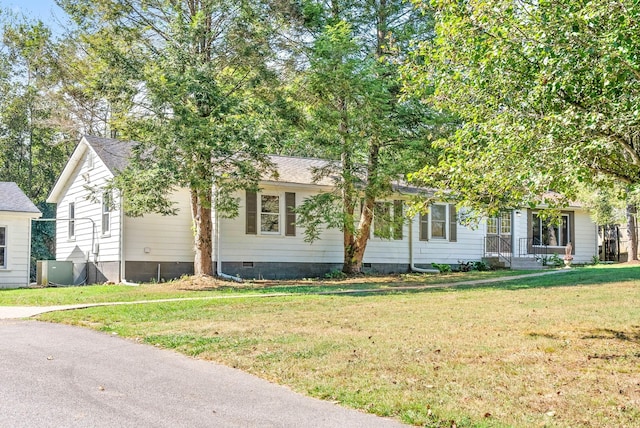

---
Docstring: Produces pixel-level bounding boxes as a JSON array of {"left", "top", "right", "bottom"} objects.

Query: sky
[{"left": 1, "top": 0, "right": 68, "bottom": 34}]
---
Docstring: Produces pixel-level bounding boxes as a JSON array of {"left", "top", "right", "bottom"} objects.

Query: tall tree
[
  {"left": 0, "top": 19, "right": 74, "bottom": 201},
  {"left": 59, "top": 0, "right": 280, "bottom": 275},
  {"left": 0, "top": 13, "right": 79, "bottom": 277},
  {"left": 406, "top": 0, "right": 640, "bottom": 232},
  {"left": 293, "top": 0, "right": 449, "bottom": 274}
]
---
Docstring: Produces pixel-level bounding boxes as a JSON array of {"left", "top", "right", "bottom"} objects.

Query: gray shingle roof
[
  {"left": 0, "top": 182, "right": 41, "bottom": 214},
  {"left": 84, "top": 135, "right": 136, "bottom": 174},
  {"left": 266, "top": 155, "right": 337, "bottom": 186},
  {"left": 82, "top": 136, "right": 340, "bottom": 187}
]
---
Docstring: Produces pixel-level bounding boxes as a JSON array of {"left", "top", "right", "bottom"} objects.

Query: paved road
[{"left": 1, "top": 320, "right": 407, "bottom": 428}]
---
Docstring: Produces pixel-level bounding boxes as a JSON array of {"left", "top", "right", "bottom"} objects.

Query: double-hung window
[
  {"left": 0, "top": 226, "right": 6, "bottom": 269},
  {"left": 431, "top": 205, "right": 447, "bottom": 239},
  {"left": 419, "top": 204, "right": 457, "bottom": 242},
  {"left": 246, "top": 190, "right": 296, "bottom": 236},
  {"left": 68, "top": 202, "right": 75, "bottom": 239},
  {"left": 260, "top": 195, "right": 280, "bottom": 234},
  {"left": 373, "top": 201, "right": 403, "bottom": 240}
]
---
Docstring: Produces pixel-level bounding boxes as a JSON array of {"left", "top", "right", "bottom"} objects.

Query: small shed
[{"left": 0, "top": 182, "right": 42, "bottom": 288}]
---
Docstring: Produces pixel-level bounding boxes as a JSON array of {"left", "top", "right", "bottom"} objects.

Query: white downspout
[
  {"left": 214, "top": 189, "right": 242, "bottom": 283},
  {"left": 119, "top": 196, "right": 125, "bottom": 283},
  {"left": 119, "top": 195, "right": 138, "bottom": 286},
  {"left": 409, "top": 216, "right": 439, "bottom": 274}
]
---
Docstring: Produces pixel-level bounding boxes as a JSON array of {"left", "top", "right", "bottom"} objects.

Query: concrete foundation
[
  {"left": 219, "top": 261, "right": 412, "bottom": 280},
  {"left": 125, "top": 261, "right": 194, "bottom": 283}
]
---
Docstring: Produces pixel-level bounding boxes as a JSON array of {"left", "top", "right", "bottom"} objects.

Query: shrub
[
  {"left": 325, "top": 269, "right": 347, "bottom": 279},
  {"left": 472, "top": 260, "right": 491, "bottom": 271},
  {"left": 432, "top": 263, "right": 452, "bottom": 273}
]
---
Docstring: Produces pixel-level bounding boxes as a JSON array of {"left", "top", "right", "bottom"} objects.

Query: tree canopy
[
  {"left": 59, "top": 0, "right": 283, "bottom": 275},
  {"left": 290, "top": 0, "right": 451, "bottom": 273},
  {"left": 406, "top": 0, "right": 640, "bottom": 217}
]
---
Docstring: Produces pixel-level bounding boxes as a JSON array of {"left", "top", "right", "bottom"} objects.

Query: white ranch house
[
  {"left": 0, "top": 182, "right": 42, "bottom": 288},
  {"left": 47, "top": 135, "right": 598, "bottom": 284}
]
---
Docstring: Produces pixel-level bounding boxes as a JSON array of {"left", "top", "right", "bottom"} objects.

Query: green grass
[
  {"left": 0, "top": 269, "right": 535, "bottom": 306},
  {"left": 31, "top": 265, "right": 640, "bottom": 427}
]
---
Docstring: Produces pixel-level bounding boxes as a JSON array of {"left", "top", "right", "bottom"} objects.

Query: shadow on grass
[
  {"left": 309, "top": 265, "right": 640, "bottom": 297},
  {"left": 582, "top": 327, "right": 640, "bottom": 344}
]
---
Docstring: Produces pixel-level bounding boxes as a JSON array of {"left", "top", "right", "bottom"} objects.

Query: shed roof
[{"left": 0, "top": 182, "right": 41, "bottom": 214}]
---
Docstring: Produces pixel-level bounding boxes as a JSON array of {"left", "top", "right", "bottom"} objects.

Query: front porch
[{"left": 483, "top": 237, "right": 557, "bottom": 270}]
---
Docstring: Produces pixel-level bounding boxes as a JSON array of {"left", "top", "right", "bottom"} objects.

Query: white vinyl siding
[
  {"left": 222, "top": 187, "right": 481, "bottom": 266},
  {"left": 413, "top": 208, "right": 483, "bottom": 266},
  {"left": 0, "top": 215, "right": 36, "bottom": 287},
  {"left": 572, "top": 209, "right": 598, "bottom": 263},
  {"left": 124, "top": 188, "right": 194, "bottom": 262},
  {"left": 55, "top": 145, "right": 122, "bottom": 264},
  {"left": 224, "top": 186, "right": 345, "bottom": 263}
]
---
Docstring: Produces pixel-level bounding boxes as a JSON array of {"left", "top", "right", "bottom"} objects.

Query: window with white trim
[
  {"left": 373, "top": 200, "right": 403, "bottom": 240},
  {"left": 68, "top": 202, "right": 75, "bottom": 239},
  {"left": 431, "top": 204, "right": 447, "bottom": 239},
  {"left": 102, "top": 191, "right": 112, "bottom": 235},
  {"left": 260, "top": 195, "right": 280, "bottom": 234},
  {"left": 488, "top": 212, "right": 511, "bottom": 235},
  {"left": 246, "top": 191, "right": 297, "bottom": 236},
  {"left": 0, "top": 226, "right": 6, "bottom": 269},
  {"left": 419, "top": 204, "right": 457, "bottom": 242}
]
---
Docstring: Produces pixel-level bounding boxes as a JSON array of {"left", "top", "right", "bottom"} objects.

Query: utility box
[{"left": 37, "top": 261, "right": 74, "bottom": 286}]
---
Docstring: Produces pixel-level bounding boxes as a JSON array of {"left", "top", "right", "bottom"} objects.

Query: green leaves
[
  {"left": 406, "top": 0, "right": 640, "bottom": 216},
  {"left": 59, "top": 0, "right": 278, "bottom": 217}
]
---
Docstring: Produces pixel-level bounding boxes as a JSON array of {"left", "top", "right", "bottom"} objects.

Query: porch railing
[
  {"left": 518, "top": 238, "right": 550, "bottom": 259},
  {"left": 484, "top": 236, "right": 512, "bottom": 267}
]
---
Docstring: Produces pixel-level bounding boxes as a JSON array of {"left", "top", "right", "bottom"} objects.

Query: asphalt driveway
[{"left": 0, "top": 320, "right": 407, "bottom": 427}]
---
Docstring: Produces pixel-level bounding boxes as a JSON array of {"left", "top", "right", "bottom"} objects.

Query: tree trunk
[
  {"left": 627, "top": 203, "right": 638, "bottom": 261},
  {"left": 342, "top": 141, "right": 380, "bottom": 274},
  {"left": 342, "top": 196, "right": 376, "bottom": 274},
  {"left": 190, "top": 187, "right": 214, "bottom": 276}
]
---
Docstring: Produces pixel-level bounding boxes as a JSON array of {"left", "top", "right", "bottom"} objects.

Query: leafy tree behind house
[{"left": 0, "top": 13, "right": 79, "bottom": 277}]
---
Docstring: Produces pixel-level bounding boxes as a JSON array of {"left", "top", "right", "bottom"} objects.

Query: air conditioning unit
[{"left": 36, "top": 261, "right": 73, "bottom": 286}]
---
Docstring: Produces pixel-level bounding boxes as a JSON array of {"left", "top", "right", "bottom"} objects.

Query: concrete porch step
[
  {"left": 482, "top": 256, "right": 507, "bottom": 269},
  {"left": 510, "top": 257, "right": 546, "bottom": 270}
]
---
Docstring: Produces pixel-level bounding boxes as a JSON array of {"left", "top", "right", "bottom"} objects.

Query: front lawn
[
  {"left": 0, "top": 269, "right": 533, "bottom": 306},
  {"left": 35, "top": 265, "right": 640, "bottom": 427}
]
